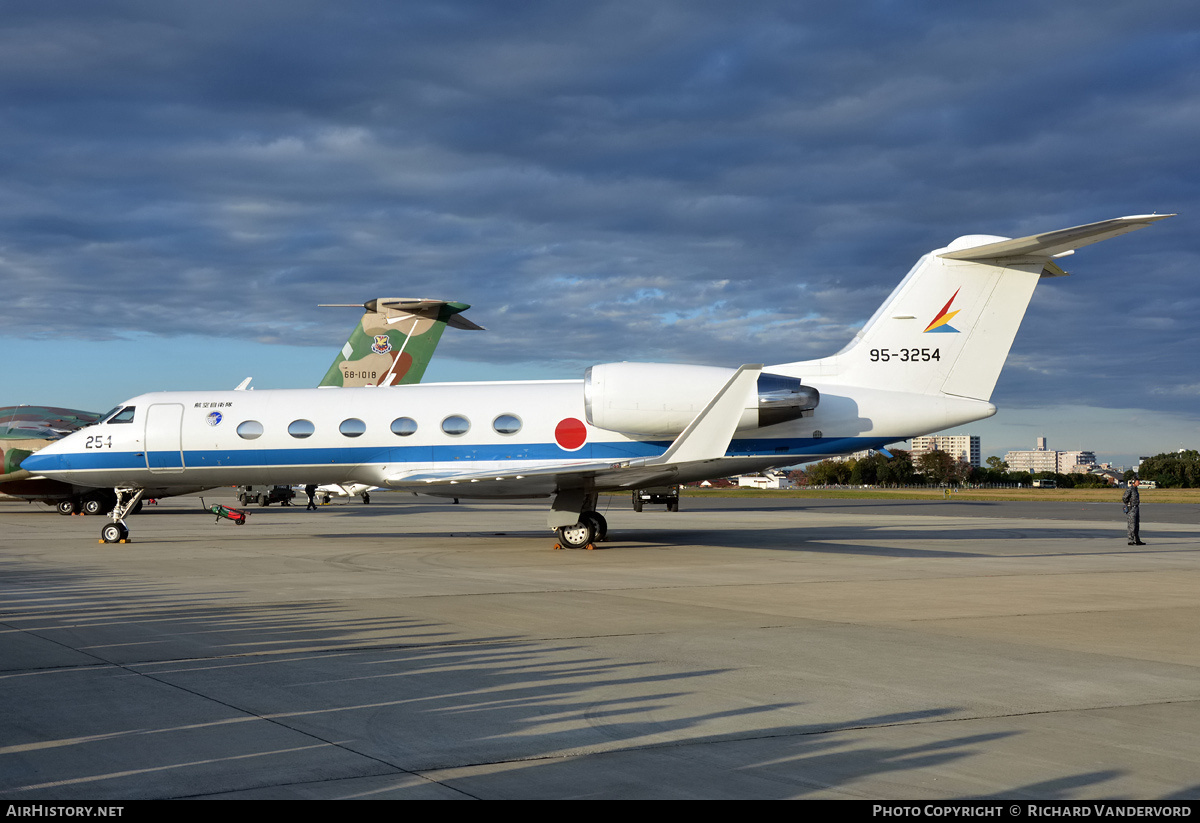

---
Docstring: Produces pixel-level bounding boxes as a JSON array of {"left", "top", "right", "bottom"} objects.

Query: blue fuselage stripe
[{"left": 22, "top": 436, "right": 896, "bottom": 474}]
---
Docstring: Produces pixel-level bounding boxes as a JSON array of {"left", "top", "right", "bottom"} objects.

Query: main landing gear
[
  {"left": 554, "top": 511, "right": 607, "bottom": 550},
  {"left": 57, "top": 490, "right": 129, "bottom": 517},
  {"left": 99, "top": 489, "right": 145, "bottom": 544}
]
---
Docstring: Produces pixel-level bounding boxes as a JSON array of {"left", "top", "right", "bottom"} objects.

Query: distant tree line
[
  {"left": 1136, "top": 450, "right": 1200, "bottom": 488},
  {"left": 796, "top": 449, "right": 1115, "bottom": 488}
]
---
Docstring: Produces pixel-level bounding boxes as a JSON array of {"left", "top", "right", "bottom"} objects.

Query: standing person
[
  {"left": 305, "top": 484, "right": 318, "bottom": 511},
  {"left": 1123, "top": 478, "right": 1145, "bottom": 545}
]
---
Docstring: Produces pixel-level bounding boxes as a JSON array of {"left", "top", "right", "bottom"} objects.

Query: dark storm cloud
[{"left": 1, "top": 0, "right": 1197, "bottom": 418}]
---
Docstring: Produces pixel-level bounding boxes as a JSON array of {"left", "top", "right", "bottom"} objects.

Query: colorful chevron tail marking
[{"left": 924, "top": 289, "right": 961, "bottom": 333}]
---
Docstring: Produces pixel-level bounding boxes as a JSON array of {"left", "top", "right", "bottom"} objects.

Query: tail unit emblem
[{"left": 924, "top": 290, "right": 961, "bottom": 333}]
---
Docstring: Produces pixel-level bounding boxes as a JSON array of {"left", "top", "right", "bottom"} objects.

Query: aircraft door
[{"left": 145, "top": 403, "right": 185, "bottom": 472}]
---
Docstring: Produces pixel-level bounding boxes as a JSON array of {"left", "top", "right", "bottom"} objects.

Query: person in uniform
[
  {"left": 1122, "top": 478, "right": 1144, "bottom": 545},
  {"left": 305, "top": 483, "right": 318, "bottom": 511}
]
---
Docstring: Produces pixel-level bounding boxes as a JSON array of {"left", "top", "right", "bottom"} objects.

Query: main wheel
[
  {"left": 82, "top": 497, "right": 105, "bottom": 516},
  {"left": 556, "top": 520, "right": 595, "bottom": 549},
  {"left": 100, "top": 523, "right": 125, "bottom": 544},
  {"left": 580, "top": 511, "right": 608, "bottom": 542},
  {"left": 57, "top": 499, "right": 79, "bottom": 516}
]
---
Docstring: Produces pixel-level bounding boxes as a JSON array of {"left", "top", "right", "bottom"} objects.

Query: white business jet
[{"left": 22, "top": 214, "right": 1171, "bottom": 547}]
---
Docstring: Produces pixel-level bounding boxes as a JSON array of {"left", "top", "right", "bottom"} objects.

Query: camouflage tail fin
[{"left": 318, "top": 299, "right": 483, "bottom": 387}]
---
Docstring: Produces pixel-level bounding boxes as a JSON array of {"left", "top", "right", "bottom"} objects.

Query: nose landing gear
[{"left": 99, "top": 489, "right": 144, "bottom": 544}]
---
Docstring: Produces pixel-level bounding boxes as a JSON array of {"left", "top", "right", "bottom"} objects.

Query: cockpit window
[{"left": 106, "top": 406, "right": 136, "bottom": 424}]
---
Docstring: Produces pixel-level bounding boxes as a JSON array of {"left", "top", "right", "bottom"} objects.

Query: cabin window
[
  {"left": 339, "top": 418, "right": 366, "bottom": 438},
  {"left": 492, "top": 414, "right": 522, "bottom": 435},
  {"left": 390, "top": 417, "right": 417, "bottom": 437},
  {"left": 441, "top": 415, "right": 470, "bottom": 436},
  {"left": 237, "top": 420, "right": 264, "bottom": 440},
  {"left": 288, "top": 419, "right": 315, "bottom": 439}
]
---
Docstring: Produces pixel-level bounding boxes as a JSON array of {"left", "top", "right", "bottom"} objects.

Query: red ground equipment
[{"left": 210, "top": 504, "right": 249, "bottom": 525}]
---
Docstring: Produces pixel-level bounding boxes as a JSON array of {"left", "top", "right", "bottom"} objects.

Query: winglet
[{"left": 653, "top": 365, "right": 763, "bottom": 465}]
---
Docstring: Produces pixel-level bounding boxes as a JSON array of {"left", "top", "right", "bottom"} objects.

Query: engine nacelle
[{"left": 583, "top": 362, "right": 819, "bottom": 437}]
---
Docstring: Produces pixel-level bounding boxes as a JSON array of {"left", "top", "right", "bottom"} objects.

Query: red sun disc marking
[{"left": 554, "top": 418, "right": 587, "bottom": 451}]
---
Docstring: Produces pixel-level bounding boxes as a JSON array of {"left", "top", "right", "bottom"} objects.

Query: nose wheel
[{"left": 100, "top": 523, "right": 129, "bottom": 544}]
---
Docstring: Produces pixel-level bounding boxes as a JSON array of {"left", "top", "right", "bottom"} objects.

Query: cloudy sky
[{"left": 2, "top": 1, "right": 1196, "bottom": 465}]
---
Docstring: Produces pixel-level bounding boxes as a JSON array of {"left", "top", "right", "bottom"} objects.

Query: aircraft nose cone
[{"left": 19, "top": 449, "right": 65, "bottom": 474}]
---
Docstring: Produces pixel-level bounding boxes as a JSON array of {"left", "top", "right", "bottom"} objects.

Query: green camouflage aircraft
[
  {"left": 318, "top": 298, "right": 482, "bottom": 387},
  {"left": 0, "top": 298, "right": 480, "bottom": 513}
]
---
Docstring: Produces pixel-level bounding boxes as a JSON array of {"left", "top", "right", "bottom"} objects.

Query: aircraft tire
[
  {"left": 82, "top": 497, "right": 105, "bottom": 516},
  {"left": 580, "top": 511, "right": 608, "bottom": 542},
  {"left": 556, "top": 521, "right": 595, "bottom": 549},
  {"left": 57, "top": 499, "right": 78, "bottom": 516},
  {"left": 101, "top": 523, "right": 125, "bottom": 544}
]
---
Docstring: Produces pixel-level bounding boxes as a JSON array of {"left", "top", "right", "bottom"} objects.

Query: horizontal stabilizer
[
  {"left": 940, "top": 214, "right": 1173, "bottom": 263},
  {"left": 319, "top": 298, "right": 485, "bottom": 330}
]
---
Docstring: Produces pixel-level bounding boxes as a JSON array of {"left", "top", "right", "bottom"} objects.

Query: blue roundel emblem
[{"left": 206, "top": 411, "right": 223, "bottom": 427}]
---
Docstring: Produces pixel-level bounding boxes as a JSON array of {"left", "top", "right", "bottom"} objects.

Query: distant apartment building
[
  {"left": 910, "top": 435, "right": 981, "bottom": 468},
  {"left": 1004, "top": 438, "right": 1096, "bottom": 474},
  {"left": 1058, "top": 450, "right": 1099, "bottom": 474}
]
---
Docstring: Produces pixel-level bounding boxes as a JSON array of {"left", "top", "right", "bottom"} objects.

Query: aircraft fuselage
[{"left": 24, "top": 376, "right": 993, "bottom": 496}]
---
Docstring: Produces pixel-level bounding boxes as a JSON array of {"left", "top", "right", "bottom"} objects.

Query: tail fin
[
  {"left": 801, "top": 215, "right": 1171, "bottom": 401},
  {"left": 318, "top": 298, "right": 484, "bottom": 387}
]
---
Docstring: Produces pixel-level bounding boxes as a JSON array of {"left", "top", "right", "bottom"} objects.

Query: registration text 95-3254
[{"left": 869, "top": 348, "right": 941, "bottom": 362}]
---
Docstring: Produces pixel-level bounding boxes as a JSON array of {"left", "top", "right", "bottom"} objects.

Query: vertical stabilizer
[
  {"left": 788, "top": 214, "right": 1171, "bottom": 402},
  {"left": 318, "top": 299, "right": 483, "bottom": 387}
]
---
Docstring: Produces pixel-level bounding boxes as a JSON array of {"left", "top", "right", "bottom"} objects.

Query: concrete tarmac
[{"left": 1, "top": 492, "right": 1198, "bottom": 800}]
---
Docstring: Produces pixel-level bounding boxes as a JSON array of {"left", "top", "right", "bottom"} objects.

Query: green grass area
[{"left": 672, "top": 487, "right": 1200, "bottom": 503}]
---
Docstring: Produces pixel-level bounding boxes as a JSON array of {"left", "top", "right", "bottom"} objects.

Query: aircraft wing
[
  {"left": 383, "top": 461, "right": 682, "bottom": 497},
  {"left": 939, "top": 214, "right": 1173, "bottom": 263},
  {"left": 381, "top": 365, "right": 765, "bottom": 496}
]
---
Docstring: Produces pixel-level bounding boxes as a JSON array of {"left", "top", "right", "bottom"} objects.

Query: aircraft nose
[{"left": 18, "top": 442, "right": 71, "bottom": 474}]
